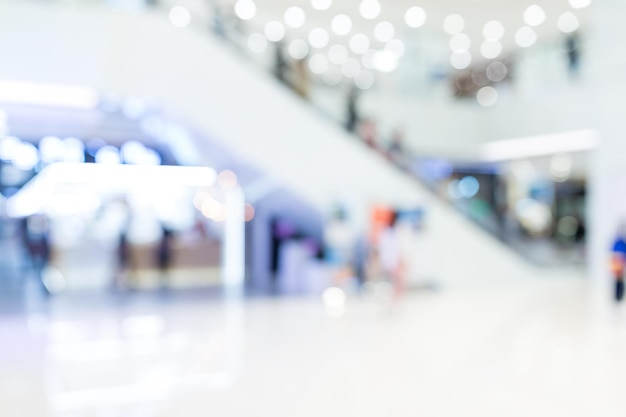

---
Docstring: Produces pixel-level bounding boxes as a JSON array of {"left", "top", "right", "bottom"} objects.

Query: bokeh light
[
  {"left": 331, "top": 14, "right": 352, "bottom": 36},
  {"left": 264, "top": 21, "right": 285, "bottom": 42},
  {"left": 486, "top": 61, "right": 507, "bottom": 82},
  {"left": 218, "top": 170, "right": 238, "bottom": 189},
  {"left": 558, "top": 12, "right": 580, "bottom": 33},
  {"left": 355, "top": 69, "right": 375, "bottom": 89},
  {"left": 483, "top": 20, "right": 505, "bottom": 41},
  {"left": 449, "top": 33, "right": 471, "bottom": 52},
  {"left": 248, "top": 33, "right": 268, "bottom": 53},
  {"left": 443, "top": 14, "right": 465, "bottom": 35},
  {"left": 476, "top": 86, "right": 498, "bottom": 107},
  {"left": 311, "top": 0, "right": 332, "bottom": 11},
  {"left": 284, "top": 6, "right": 306, "bottom": 28},
  {"left": 341, "top": 58, "right": 361, "bottom": 78},
  {"left": 481, "top": 40, "right": 502, "bottom": 59},
  {"left": 169, "top": 6, "right": 191, "bottom": 28},
  {"left": 405, "top": 6, "right": 427, "bottom": 28},
  {"left": 328, "top": 44, "right": 349, "bottom": 65},
  {"left": 450, "top": 51, "right": 472, "bottom": 69},
  {"left": 289, "top": 39, "right": 309, "bottom": 60},
  {"left": 359, "top": 0, "right": 381, "bottom": 20},
  {"left": 308, "top": 28, "right": 329, "bottom": 49},
  {"left": 515, "top": 26, "right": 537, "bottom": 47},
  {"left": 234, "top": 0, "right": 256, "bottom": 20},
  {"left": 524, "top": 5, "right": 546, "bottom": 27},
  {"left": 349, "top": 34, "right": 370, "bottom": 54},
  {"left": 374, "top": 21, "right": 395, "bottom": 43},
  {"left": 309, "top": 53, "right": 329, "bottom": 74}
]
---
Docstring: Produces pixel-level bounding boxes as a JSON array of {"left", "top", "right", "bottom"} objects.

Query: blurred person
[
  {"left": 292, "top": 58, "right": 310, "bottom": 99},
  {"left": 387, "top": 127, "right": 406, "bottom": 164},
  {"left": 611, "top": 227, "right": 626, "bottom": 301},
  {"left": 345, "top": 86, "right": 360, "bottom": 133},
  {"left": 156, "top": 225, "right": 175, "bottom": 288},
  {"left": 388, "top": 127, "right": 404, "bottom": 154},
  {"left": 324, "top": 206, "right": 356, "bottom": 289},
  {"left": 211, "top": 2, "right": 226, "bottom": 39},
  {"left": 378, "top": 212, "right": 405, "bottom": 300},
  {"left": 21, "top": 214, "right": 51, "bottom": 295},
  {"left": 359, "top": 118, "right": 377, "bottom": 148},
  {"left": 274, "top": 41, "right": 288, "bottom": 84},
  {"left": 565, "top": 32, "right": 581, "bottom": 77},
  {"left": 270, "top": 219, "right": 295, "bottom": 291},
  {"left": 115, "top": 230, "right": 130, "bottom": 289}
]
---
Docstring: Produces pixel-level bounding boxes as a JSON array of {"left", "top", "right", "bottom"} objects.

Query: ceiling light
[
  {"left": 515, "top": 26, "right": 537, "bottom": 47},
  {"left": 449, "top": 33, "right": 471, "bottom": 52},
  {"left": 476, "top": 86, "right": 498, "bottom": 107},
  {"left": 308, "top": 28, "right": 329, "bottom": 48},
  {"left": 557, "top": 11, "right": 580, "bottom": 33},
  {"left": 405, "top": 6, "right": 427, "bottom": 28},
  {"left": 443, "top": 14, "right": 465, "bottom": 35},
  {"left": 234, "top": 0, "right": 256, "bottom": 20},
  {"left": 450, "top": 51, "right": 472, "bottom": 69},
  {"left": 0, "top": 80, "right": 98, "bottom": 109},
  {"left": 524, "top": 5, "right": 546, "bottom": 27},
  {"left": 169, "top": 6, "right": 191, "bottom": 28},
  {"left": 361, "top": 50, "right": 377, "bottom": 69},
  {"left": 323, "top": 66, "right": 342, "bottom": 86},
  {"left": 341, "top": 58, "right": 361, "bottom": 78},
  {"left": 289, "top": 39, "right": 309, "bottom": 60},
  {"left": 309, "top": 53, "right": 329, "bottom": 74},
  {"left": 284, "top": 7, "right": 306, "bottom": 28},
  {"left": 385, "top": 39, "right": 405, "bottom": 58},
  {"left": 350, "top": 34, "right": 370, "bottom": 54},
  {"left": 359, "top": 0, "right": 381, "bottom": 20},
  {"left": 355, "top": 70, "right": 375, "bottom": 89},
  {"left": 247, "top": 33, "right": 267, "bottom": 53},
  {"left": 373, "top": 50, "right": 398, "bottom": 72},
  {"left": 311, "top": 0, "right": 332, "bottom": 11},
  {"left": 264, "top": 21, "right": 285, "bottom": 42},
  {"left": 480, "top": 40, "right": 502, "bottom": 59},
  {"left": 569, "top": 0, "right": 591, "bottom": 9},
  {"left": 374, "top": 21, "right": 395, "bottom": 42},
  {"left": 483, "top": 20, "right": 504, "bottom": 41},
  {"left": 332, "top": 14, "right": 352, "bottom": 36},
  {"left": 328, "top": 44, "right": 349, "bottom": 65},
  {"left": 486, "top": 61, "right": 507, "bottom": 82}
]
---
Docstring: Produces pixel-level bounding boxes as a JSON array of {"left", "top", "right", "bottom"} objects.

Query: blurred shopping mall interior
[{"left": 1, "top": 0, "right": 626, "bottom": 415}]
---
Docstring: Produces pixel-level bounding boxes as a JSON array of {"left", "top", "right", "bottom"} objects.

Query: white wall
[{"left": 0, "top": 0, "right": 573, "bottom": 285}]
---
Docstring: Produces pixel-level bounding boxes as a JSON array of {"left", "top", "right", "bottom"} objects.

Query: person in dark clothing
[
  {"left": 115, "top": 231, "right": 130, "bottom": 288},
  {"left": 345, "top": 86, "right": 360, "bottom": 133},
  {"left": 565, "top": 32, "right": 581, "bottom": 77},
  {"left": 157, "top": 226, "right": 175, "bottom": 287},
  {"left": 274, "top": 42, "right": 288, "bottom": 84},
  {"left": 22, "top": 214, "right": 51, "bottom": 295}
]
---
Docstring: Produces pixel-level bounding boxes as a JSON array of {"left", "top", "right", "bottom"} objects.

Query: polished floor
[{"left": 2, "top": 272, "right": 626, "bottom": 417}]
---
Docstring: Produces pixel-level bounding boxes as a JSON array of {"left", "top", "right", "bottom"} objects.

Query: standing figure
[
  {"left": 157, "top": 225, "right": 175, "bottom": 288},
  {"left": 345, "top": 87, "right": 360, "bottom": 133},
  {"left": 274, "top": 41, "right": 288, "bottom": 84},
  {"left": 116, "top": 231, "right": 130, "bottom": 289},
  {"left": 565, "top": 32, "right": 581, "bottom": 77},
  {"left": 378, "top": 212, "right": 404, "bottom": 300},
  {"left": 23, "top": 214, "right": 51, "bottom": 294},
  {"left": 611, "top": 228, "right": 626, "bottom": 301},
  {"left": 324, "top": 207, "right": 356, "bottom": 288}
]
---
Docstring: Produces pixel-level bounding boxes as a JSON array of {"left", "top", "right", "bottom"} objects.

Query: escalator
[{"left": 0, "top": 0, "right": 579, "bottom": 286}]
